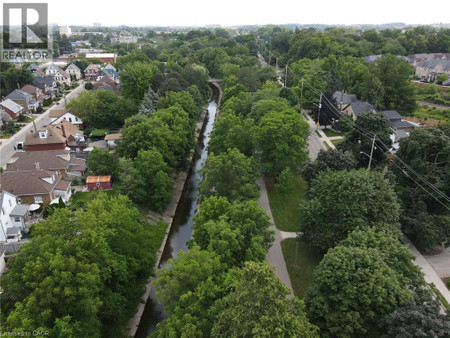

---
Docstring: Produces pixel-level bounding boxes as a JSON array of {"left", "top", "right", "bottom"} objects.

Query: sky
[{"left": 1, "top": 0, "right": 449, "bottom": 27}]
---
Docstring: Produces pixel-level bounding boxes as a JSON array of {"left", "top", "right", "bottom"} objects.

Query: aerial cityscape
[{"left": 0, "top": 1, "right": 449, "bottom": 337}]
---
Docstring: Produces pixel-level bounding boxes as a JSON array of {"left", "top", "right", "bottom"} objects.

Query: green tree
[
  {"left": 193, "top": 197, "right": 273, "bottom": 267},
  {"left": 380, "top": 287, "right": 450, "bottom": 337},
  {"left": 199, "top": 149, "right": 259, "bottom": 202},
  {"left": 254, "top": 110, "right": 310, "bottom": 177},
  {"left": 134, "top": 148, "right": 173, "bottom": 212},
  {"left": 212, "top": 261, "right": 319, "bottom": 337},
  {"left": 154, "top": 247, "right": 225, "bottom": 314},
  {"left": 1, "top": 67, "right": 34, "bottom": 94},
  {"left": 138, "top": 87, "right": 159, "bottom": 116},
  {"left": 300, "top": 169, "right": 401, "bottom": 252},
  {"left": 86, "top": 148, "right": 120, "bottom": 179},
  {"left": 157, "top": 91, "right": 198, "bottom": 120},
  {"left": 301, "top": 148, "right": 357, "bottom": 185},
  {"left": 117, "top": 158, "right": 146, "bottom": 203},
  {"left": 208, "top": 112, "right": 254, "bottom": 156},
  {"left": 305, "top": 245, "right": 411, "bottom": 337},
  {"left": 338, "top": 112, "right": 392, "bottom": 167},
  {"left": 279, "top": 87, "right": 299, "bottom": 107},
  {"left": 120, "top": 61, "right": 155, "bottom": 102},
  {"left": 249, "top": 98, "right": 291, "bottom": 123},
  {"left": 375, "top": 54, "right": 418, "bottom": 113}
]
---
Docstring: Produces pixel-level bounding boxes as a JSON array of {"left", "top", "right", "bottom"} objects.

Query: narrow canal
[{"left": 135, "top": 84, "right": 219, "bottom": 337}]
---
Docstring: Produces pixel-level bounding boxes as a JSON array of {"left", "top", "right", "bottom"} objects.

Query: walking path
[
  {"left": 258, "top": 177, "right": 294, "bottom": 297},
  {"left": 402, "top": 236, "right": 450, "bottom": 304}
]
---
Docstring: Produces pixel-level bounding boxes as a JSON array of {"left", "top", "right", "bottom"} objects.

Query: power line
[{"left": 301, "top": 78, "right": 450, "bottom": 208}]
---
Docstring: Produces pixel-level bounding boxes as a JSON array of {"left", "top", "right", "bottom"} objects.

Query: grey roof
[
  {"left": 364, "top": 55, "right": 382, "bottom": 63},
  {"left": 392, "top": 120, "right": 416, "bottom": 129},
  {"left": 351, "top": 101, "right": 374, "bottom": 116},
  {"left": 382, "top": 110, "right": 403, "bottom": 121},
  {"left": 333, "top": 91, "right": 358, "bottom": 104},
  {"left": 6, "top": 227, "right": 21, "bottom": 236},
  {"left": 104, "top": 63, "right": 116, "bottom": 71},
  {"left": 0, "top": 99, "right": 23, "bottom": 114},
  {"left": 10, "top": 204, "right": 30, "bottom": 216},
  {"left": 417, "top": 59, "right": 450, "bottom": 71},
  {"left": 5, "top": 89, "right": 32, "bottom": 101},
  {"left": 33, "top": 76, "right": 54, "bottom": 89},
  {"left": 27, "top": 63, "right": 41, "bottom": 71},
  {"left": 66, "top": 63, "right": 81, "bottom": 72}
]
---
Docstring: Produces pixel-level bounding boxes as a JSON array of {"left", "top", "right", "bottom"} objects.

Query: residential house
[
  {"left": 27, "top": 63, "right": 46, "bottom": 77},
  {"left": 84, "top": 64, "right": 100, "bottom": 80},
  {"left": 0, "top": 189, "right": 29, "bottom": 243},
  {"left": 65, "top": 63, "right": 82, "bottom": 80},
  {"left": 381, "top": 110, "right": 420, "bottom": 152},
  {"left": 5, "top": 89, "right": 38, "bottom": 112},
  {"left": 103, "top": 63, "right": 118, "bottom": 79},
  {"left": 407, "top": 53, "right": 450, "bottom": 67},
  {"left": 0, "top": 99, "right": 24, "bottom": 120},
  {"left": 49, "top": 109, "right": 83, "bottom": 127},
  {"left": 93, "top": 73, "right": 117, "bottom": 92},
  {"left": 24, "top": 120, "right": 84, "bottom": 151},
  {"left": 33, "top": 76, "right": 56, "bottom": 97},
  {"left": 6, "top": 149, "right": 86, "bottom": 179},
  {"left": 45, "top": 64, "right": 71, "bottom": 86},
  {"left": 0, "top": 171, "right": 72, "bottom": 207},
  {"left": 20, "top": 84, "right": 44, "bottom": 101},
  {"left": 86, "top": 176, "right": 112, "bottom": 191},
  {"left": 104, "top": 133, "right": 122, "bottom": 149},
  {"left": 415, "top": 59, "right": 450, "bottom": 82},
  {"left": 333, "top": 91, "right": 375, "bottom": 120}
]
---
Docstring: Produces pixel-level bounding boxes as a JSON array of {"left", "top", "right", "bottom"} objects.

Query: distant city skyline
[{"left": 1, "top": 0, "right": 449, "bottom": 27}]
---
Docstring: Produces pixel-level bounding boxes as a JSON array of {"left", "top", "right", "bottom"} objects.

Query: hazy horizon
[{"left": 1, "top": 0, "right": 449, "bottom": 28}]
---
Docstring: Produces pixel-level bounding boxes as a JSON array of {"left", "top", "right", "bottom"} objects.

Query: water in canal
[{"left": 135, "top": 86, "right": 219, "bottom": 337}]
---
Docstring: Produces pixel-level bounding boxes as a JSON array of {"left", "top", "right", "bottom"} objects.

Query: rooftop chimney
[
  {"left": 61, "top": 124, "right": 66, "bottom": 138},
  {"left": 35, "top": 162, "right": 40, "bottom": 170}
]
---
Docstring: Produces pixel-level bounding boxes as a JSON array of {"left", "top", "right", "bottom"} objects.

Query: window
[
  {"left": 69, "top": 117, "right": 72, "bottom": 122},
  {"left": 14, "top": 217, "right": 20, "bottom": 222},
  {"left": 34, "top": 196, "right": 43, "bottom": 203},
  {"left": 16, "top": 197, "right": 22, "bottom": 203}
]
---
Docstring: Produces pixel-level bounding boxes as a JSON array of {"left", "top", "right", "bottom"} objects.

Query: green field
[
  {"left": 281, "top": 238, "right": 322, "bottom": 298},
  {"left": 322, "top": 128, "right": 342, "bottom": 137},
  {"left": 331, "top": 138, "right": 344, "bottom": 146},
  {"left": 411, "top": 106, "right": 450, "bottom": 123},
  {"left": 266, "top": 175, "right": 307, "bottom": 232}
]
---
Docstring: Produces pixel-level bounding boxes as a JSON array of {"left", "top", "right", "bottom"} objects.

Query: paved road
[
  {"left": 0, "top": 83, "right": 85, "bottom": 168},
  {"left": 302, "top": 111, "right": 331, "bottom": 159}
]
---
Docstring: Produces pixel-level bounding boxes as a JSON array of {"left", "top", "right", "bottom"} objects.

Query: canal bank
[{"left": 129, "top": 82, "right": 222, "bottom": 337}]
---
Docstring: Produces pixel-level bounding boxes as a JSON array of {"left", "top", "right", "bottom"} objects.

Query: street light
[{"left": 294, "top": 233, "right": 303, "bottom": 267}]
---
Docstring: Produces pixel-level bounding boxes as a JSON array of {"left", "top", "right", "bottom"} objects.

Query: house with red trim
[
  {"left": 86, "top": 176, "right": 112, "bottom": 191},
  {"left": 84, "top": 64, "right": 100, "bottom": 80}
]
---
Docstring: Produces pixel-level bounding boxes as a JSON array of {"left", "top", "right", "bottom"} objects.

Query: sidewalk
[
  {"left": 258, "top": 177, "right": 294, "bottom": 297},
  {"left": 402, "top": 236, "right": 450, "bottom": 304}
]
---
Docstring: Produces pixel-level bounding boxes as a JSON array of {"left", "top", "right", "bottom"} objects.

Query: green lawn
[
  {"left": 266, "top": 175, "right": 307, "bottom": 232},
  {"left": 331, "top": 138, "right": 344, "bottom": 146},
  {"left": 315, "top": 130, "right": 321, "bottom": 138},
  {"left": 281, "top": 238, "right": 322, "bottom": 298},
  {"left": 71, "top": 186, "right": 119, "bottom": 204},
  {"left": 323, "top": 128, "right": 342, "bottom": 137}
]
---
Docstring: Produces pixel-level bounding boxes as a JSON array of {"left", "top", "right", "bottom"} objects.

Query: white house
[
  {"left": 49, "top": 109, "right": 83, "bottom": 127},
  {"left": 45, "top": 64, "right": 71, "bottom": 86},
  {"left": 65, "top": 63, "right": 82, "bottom": 80},
  {"left": 0, "top": 190, "right": 29, "bottom": 243}
]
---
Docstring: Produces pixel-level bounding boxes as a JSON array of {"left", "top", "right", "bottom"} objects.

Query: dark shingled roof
[
  {"left": 351, "top": 101, "right": 374, "bottom": 116},
  {"left": 382, "top": 110, "right": 403, "bottom": 121},
  {"left": 333, "top": 91, "right": 358, "bottom": 104}
]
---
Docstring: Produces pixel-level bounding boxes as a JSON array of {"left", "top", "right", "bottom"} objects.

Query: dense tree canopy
[
  {"left": 305, "top": 245, "right": 411, "bottom": 337},
  {"left": 300, "top": 169, "right": 401, "bottom": 252},
  {"left": 1, "top": 195, "right": 160, "bottom": 337},
  {"left": 66, "top": 89, "right": 138, "bottom": 129},
  {"left": 301, "top": 148, "right": 357, "bottom": 184},
  {"left": 199, "top": 148, "right": 260, "bottom": 202},
  {"left": 212, "top": 262, "right": 319, "bottom": 337},
  {"left": 254, "top": 109, "right": 310, "bottom": 177},
  {"left": 120, "top": 61, "right": 155, "bottom": 102},
  {"left": 86, "top": 148, "right": 120, "bottom": 179}
]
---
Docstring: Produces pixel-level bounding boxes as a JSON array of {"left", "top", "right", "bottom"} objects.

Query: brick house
[
  {"left": 0, "top": 99, "right": 23, "bottom": 120},
  {"left": 24, "top": 120, "right": 84, "bottom": 151}
]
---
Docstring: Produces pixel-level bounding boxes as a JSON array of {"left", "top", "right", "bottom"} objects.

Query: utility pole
[
  {"left": 268, "top": 51, "right": 271, "bottom": 66},
  {"left": 368, "top": 135, "right": 376, "bottom": 169},
  {"left": 299, "top": 78, "right": 304, "bottom": 111},
  {"left": 285, "top": 65, "right": 288, "bottom": 87},
  {"left": 276, "top": 57, "right": 278, "bottom": 73},
  {"left": 317, "top": 92, "right": 323, "bottom": 128}
]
